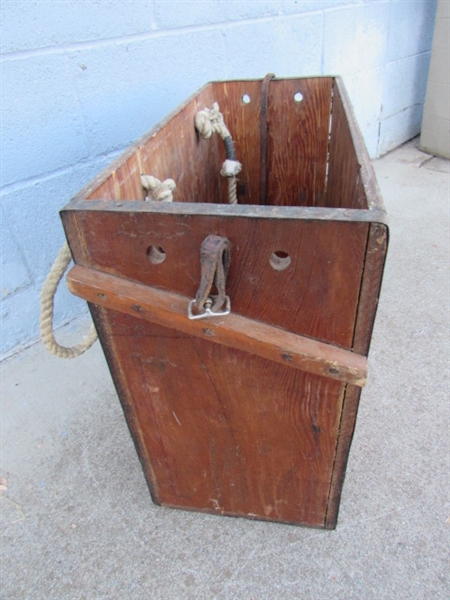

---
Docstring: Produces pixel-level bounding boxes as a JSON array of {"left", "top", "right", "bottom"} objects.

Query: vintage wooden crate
[{"left": 62, "top": 75, "right": 388, "bottom": 528}]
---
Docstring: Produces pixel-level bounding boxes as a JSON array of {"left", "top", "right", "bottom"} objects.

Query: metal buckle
[{"left": 187, "top": 296, "right": 231, "bottom": 320}]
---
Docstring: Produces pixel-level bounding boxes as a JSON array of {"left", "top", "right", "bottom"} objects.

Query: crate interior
[{"left": 86, "top": 77, "right": 368, "bottom": 210}]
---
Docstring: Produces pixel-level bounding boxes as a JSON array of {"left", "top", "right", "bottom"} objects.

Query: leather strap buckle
[
  {"left": 187, "top": 295, "right": 231, "bottom": 320},
  {"left": 188, "top": 235, "right": 231, "bottom": 319}
]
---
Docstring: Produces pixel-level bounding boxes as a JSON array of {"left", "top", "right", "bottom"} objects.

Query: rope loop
[
  {"left": 194, "top": 102, "right": 231, "bottom": 140},
  {"left": 42, "top": 99, "right": 243, "bottom": 357},
  {"left": 141, "top": 175, "right": 176, "bottom": 202},
  {"left": 220, "top": 159, "right": 242, "bottom": 178},
  {"left": 195, "top": 102, "right": 240, "bottom": 204},
  {"left": 40, "top": 242, "right": 97, "bottom": 359}
]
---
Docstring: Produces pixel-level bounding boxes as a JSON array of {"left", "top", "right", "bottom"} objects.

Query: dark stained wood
[
  {"left": 61, "top": 76, "right": 388, "bottom": 528},
  {"left": 260, "top": 73, "right": 276, "bottom": 205},
  {"left": 213, "top": 79, "right": 264, "bottom": 205},
  {"left": 88, "top": 173, "right": 117, "bottom": 201},
  {"left": 67, "top": 265, "right": 368, "bottom": 386},
  {"left": 322, "top": 89, "right": 388, "bottom": 523},
  {"left": 326, "top": 79, "right": 367, "bottom": 209},
  {"left": 61, "top": 209, "right": 368, "bottom": 350},
  {"left": 88, "top": 309, "right": 346, "bottom": 526},
  {"left": 89, "top": 303, "right": 163, "bottom": 505},
  {"left": 333, "top": 77, "right": 385, "bottom": 212},
  {"left": 63, "top": 196, "right": 388, "bottom": 225},
  {"left": 352, "top": 222, "right": 389, "bottom": 354},
  {"left": 116, "top": 153, "right": 144, "bottom": 201},
  {"left": 140, "top": 86, "right": 225, "bottom": 204},
  {"left": 324, "top": 223, "right": 388, "bottom": 528},
  {"left": 324, "top": 383, "right": 362, "bottom": 528},
  {"left": 267, "top": 78, "right": 333, "bottom": 207}
]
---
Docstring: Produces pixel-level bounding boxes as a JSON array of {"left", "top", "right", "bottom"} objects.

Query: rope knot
[
  {"left": 194, "top": 102, "right": 230, "bottom": 140},
  {"left": 220, "top": 159, "right": 242, "bottom": 178},
  {"left": 195, "top": 102, "right": 240, "bottom": 205},
  {"left": 141, "top": 175, "right": 176, "bottom": 202},
  {"left": 40, "top": 241, "right": 98, "bottom": 358}
]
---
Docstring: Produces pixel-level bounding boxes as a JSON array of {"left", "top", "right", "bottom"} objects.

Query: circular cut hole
[
  {"left": 294, "top": 91, "right": 303, "bottom": 103},
  {"left": 242, "top": 93, "right": 251, "bottom": 104},
  {"left": 270, "top": 250, "right": 291, "bottom": 271},
  {"left": 147, "top": 245, "right": 166, "bottom": 265}
]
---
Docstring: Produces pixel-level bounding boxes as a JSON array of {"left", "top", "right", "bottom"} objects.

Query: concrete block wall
[
  {"left": 0, "top": 0, "right": 438, "bottom": 357},
  {"left": 420, "top": 0, "right": 450, "bottom": 158}
]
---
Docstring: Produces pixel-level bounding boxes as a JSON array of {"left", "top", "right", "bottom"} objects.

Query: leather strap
[
  {"left": 260, "top": 73, "right": 275, "bottom": 205},
  {"left": 195, "top": 235, "right": 231, "bottom": 312}
]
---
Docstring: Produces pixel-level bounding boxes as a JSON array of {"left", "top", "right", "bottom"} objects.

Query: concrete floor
[{"left": 1, "top": 139, "right": 449, "bottom": 599}]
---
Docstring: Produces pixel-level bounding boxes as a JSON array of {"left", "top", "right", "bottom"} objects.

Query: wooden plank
[
  {"left": 116, "top": 153, "right": 144, "bottom": 201},
  {"left": 324, "top": 224, "right": 388, "bottom": 527},
  {"left": 324, "top": 383, "right": 362, "bottom": 528},
  {"left": 333, "top": 78, "right": 386, "bottom": 212},
  {"left": 78, "top": 76, "right": 386, "bottom": 214},
  {"left": 267, "top": 78, "right": 333, "bottom": 207},
  {"left": 140, "top": 86, "right": 225, "bottom": 204},
  {"left": 213, "top": 79, "right": 263, "bottom": 205},
  {"left": 87, "top": 308, "right": 346, "bottom": 526},
  {"left": 326, "top": 80, "right": 366, "bottom": 209},
  {"left": 87, "top": 174, "right": 117, "bottom": 201},
  {"left": 63, "top": 197, "right": 388, "bottom": 225},
  {"left": 61, "top": 209, "right": 368, "bottom": 349},
  {"left": 67, "top": 265, "right": 367, "bottom": 386},
  {"left": 89, "top": 304, "right": 163, "bottom": 505},
  {"left": 75, "top": 83, "right": 212, "bottom": 202},
  {"left": 352, "top": 222, "right": 389, "bottom": 354}
]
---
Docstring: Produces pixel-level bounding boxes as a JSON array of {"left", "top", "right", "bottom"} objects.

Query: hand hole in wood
[
  {"left": 270, "top": 251, "right": 291, "bottom": 271},
  {"left": 242, "top": 93, "right": 251, "bottom": 104},
  {"left": 147, "top": 245, "right": 166, "bottom": 265},
  {"left": 294, "top": 92, "right": 303, "bottom": 103}
]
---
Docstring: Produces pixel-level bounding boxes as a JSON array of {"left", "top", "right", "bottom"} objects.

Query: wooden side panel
[
  {"left": 327, "top": 81, "right": 367, "bottom": 209},
  {"left": 212, "top": 80, "right": 263, "bottom": 205},
  {"left": 333, "top": 78, "right": 385, "bottom": 212},
  {"left": 93, "top": 309, "right": 345, "bottom": 527},
  {"left": 62, "top": 209, "right": 369, "bottom": 350},
  {"left": 116, "top": 153, "right": 145, "bottom": 201},
  {"left": 85, "top": 84, "right": 223, "bottom": 204},
  {"left": 88, "top": 175, "right": 118, "bottom": 201},
  {"left": 352, "top": 222, "right": 389, "bottom": 354},
  {"left": 324, "top": 383, "right": 361, "bottom": 528},
  {"left": 140, "top": 86, "right": 224, "bottom": 204},
  {"left": 82, "top": 78, "right": 339, "bottom": 209},
  {"left": 67, "top": 265, "right": 368, "bottom": 386},
  {"left": 266, "top": 78, "right": 333, "bottom": 207},
  {"left": 324, "top": 222, "right": 388, "bottom": 528}
]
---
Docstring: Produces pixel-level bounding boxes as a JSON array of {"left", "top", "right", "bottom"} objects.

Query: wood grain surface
[
  {"left": 67, "top": 265, "right": 367, "bottom": 386},
  {"left": 91, "top": 307, "right": 346, "bottom": 527},
  {"left": 62, "top": 209, "right": 368, "bottom": 350},
  {"left": 62, "top": 76, "right": 388, "bottom": 528},
  {"left": 267, "top": 78, "right": 333, "bottom": 207}
]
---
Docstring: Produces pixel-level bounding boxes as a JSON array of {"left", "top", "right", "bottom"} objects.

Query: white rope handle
[
  {"left": 141, "top": 175, "right": 176, "bottom": 202},
  {"left": 40, "top": 242, "right": 97, "bottom": 358},
  {"left": 41, "top": 173, "right": 175, "bottom": 359},
  {"left": 195, "top": 102, "right": 241, "bottom": 205},
  {"left": 41, "top": 107, "right": 238, "bottom": 358},
  {"left": 194, "top": 102, "right": 231, "bottom": 139}
]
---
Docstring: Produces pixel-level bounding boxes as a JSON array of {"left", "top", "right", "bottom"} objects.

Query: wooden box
[{"left": 62, "top": 76, "right": 388, "bottom": 528}]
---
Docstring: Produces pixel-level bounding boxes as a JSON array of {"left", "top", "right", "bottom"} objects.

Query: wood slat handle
[{"left": 67, "top": 265, "right": 367, "bottom": 387}]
